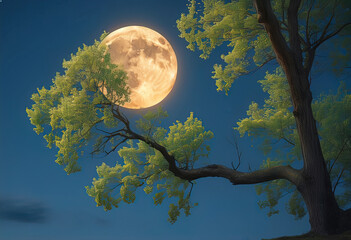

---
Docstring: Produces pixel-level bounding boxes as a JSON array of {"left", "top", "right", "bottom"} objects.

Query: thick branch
[
  {"left": 132, "top": 128, "right": 302, "bottom": 186},
  {"left": 102, "top": 108, "right": 303, "bottom": 188},
  {"left": 254, "top": 0, "right": 311, "bottom": 106},
  {"left": 253, "top": 0, "right": 292, "bottom": 68},
  {"left": 130, "top": 120, "right": 301, "bottom": 187},
  {"left": 178, "top": 164, "right": 302, "bottom": 186}
]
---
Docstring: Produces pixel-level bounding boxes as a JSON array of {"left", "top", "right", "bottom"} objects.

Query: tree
[
  {"left": 26, "top": 0, "right": 351, "bottom": 236},
  {"left": 177, "top": 0, "right": 351, "bottom": 234},
  {"left": 236, "top": 69, "right": 351, "bottom": 221},
  {"left": 26, "top": 34, "right": 214, "bottom": 223}
]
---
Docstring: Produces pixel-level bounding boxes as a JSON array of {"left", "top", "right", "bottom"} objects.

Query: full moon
[{"left": 101, "top": 26, "right": 178, "bottom": 109}]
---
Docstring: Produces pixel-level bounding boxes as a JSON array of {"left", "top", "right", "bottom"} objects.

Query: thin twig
[
  {"left": 333, "top": 168, "right": 345, "bottom": 193},
  {"left": 328, "top": 140, "right": 347, "bottom": 174}
]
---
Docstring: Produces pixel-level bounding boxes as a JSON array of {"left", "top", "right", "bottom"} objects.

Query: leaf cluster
[
  {"left": 26, "top": 33, "right": 129, "bottom": 174},
  {"left": 237, "top": 67, "right": 351, "bottom": 218},
  {"left": 177, "top": 0, "right": 351, "bottom": 93},
  {"left": 86, "top": 112, "right": 213, "bottom": 223},
  {"left": 177, "top": 0, "right": 273, "bottom": 93}
]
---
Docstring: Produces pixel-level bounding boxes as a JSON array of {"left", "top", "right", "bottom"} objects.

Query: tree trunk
[
  {"left": 253, "top": 0, "right": 349, "bottom": 235},
  {"left": 293, "top": 96, "right": 341, "bottom": 234},
  {"left": 285, "top": 64, "right": 343, "bottom": 235}
]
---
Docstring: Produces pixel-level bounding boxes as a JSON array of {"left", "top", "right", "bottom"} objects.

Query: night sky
[{"left": 0, "top": 0, "right": 344, "bottom": 239}]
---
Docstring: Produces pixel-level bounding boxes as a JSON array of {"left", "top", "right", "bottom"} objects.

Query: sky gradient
[{"left": 0, "top": 0, "right": 346, "bottom": 239}]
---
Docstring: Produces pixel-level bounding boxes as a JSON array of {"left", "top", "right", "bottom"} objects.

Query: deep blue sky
[{"left": 0, "top": 0, "right": 346, "bottom": 239}]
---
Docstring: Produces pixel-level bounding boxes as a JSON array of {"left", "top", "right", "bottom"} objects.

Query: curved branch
[
  {"left": 125, "top": 120, "right": 303, "bottom": 188},
  {"left": 253, "top": 0, "right": 293, "bottom": 69},
  {"left": 99, "top": 107, "right": 303, "bottom": 191},
  {"left": 177, "top": 164, "right": 302, "bottom": 187}
]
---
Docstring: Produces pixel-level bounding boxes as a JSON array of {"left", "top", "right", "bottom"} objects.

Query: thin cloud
[{"left": 0, "top": 198, "right": 50, "bottom": 223}]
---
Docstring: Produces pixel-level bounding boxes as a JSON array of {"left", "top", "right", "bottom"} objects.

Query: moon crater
[{"left": 101, "top": 26, "right": 177, "bottom": 109}]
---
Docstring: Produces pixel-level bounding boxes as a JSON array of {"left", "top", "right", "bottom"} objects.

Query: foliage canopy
[
  {"left": 27, "top": 0, "right": 351, "bottom": 225},
  {"left": 237, "top": 68, "right": 351, "bottom": 218},
  {"left": 177, "top": 0, "right": 351, "bottom": 219},
  {"left": 27, "top": 34, "right": 213, "bottom": 222},
  {"left": 177, "top": 0, "right": 351, "bottom": 93}
]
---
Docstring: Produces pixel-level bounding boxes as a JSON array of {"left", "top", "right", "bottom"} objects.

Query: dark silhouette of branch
[
  {"left": 333, "top": 168, "right": 345, "bottom": 193},
  {"left": 312, "top": 23, "right": 351, "bottom": 50},
  {"left": 279, "top": 120, "right": 295, "bottom": 146},
  {"left": 228, "top": 133, "right": 242, "bottom": 170},
  {"left": 281, "top": 136, "right": 295, "bottom": 146},
  {"left": 305, "top": 0, "right": 314, "bottom": 46},
  {"left": 328, "top": 140, "right": 347, "bottom": 174},
  {"left": 187, "top": 181, "right": 194, "bottom": 199},
  {"left": 93, "top": 107, "right": 303, "bottom": 188},
  {"left": 227, "top": 55, "right": 276, "bottom": 80},
  {"left": 253, "top": 0, "right": 292, "bottom": 69},
  {"left": 105, "top": 138, "right": 128, "bottom": 155},
  {"left": 317, "top": 2, "right": 337, "bottom": 44},
  {"left": 279, "top": 22, "right": 308, "bottom": 49},
  {"left": 110, "top": 182, "right": 123, "bottom": 191},
  {"left": 250, "top": 56, "right": 276, "bottom": 74}
]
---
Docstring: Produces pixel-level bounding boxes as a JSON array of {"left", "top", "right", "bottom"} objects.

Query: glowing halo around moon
[{"left": 100, "top": 26, "right": 178, "bottom": 109}]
